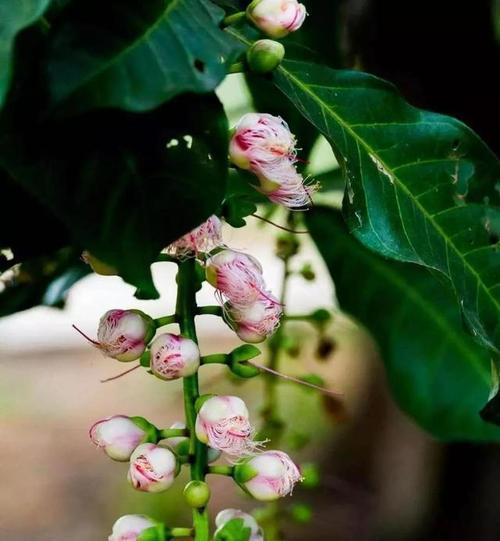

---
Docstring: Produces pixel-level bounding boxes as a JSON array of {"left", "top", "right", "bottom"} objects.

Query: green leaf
[
  {"left": 47, "top": 0, "right": 243, "bottom": 113},
  {"left": 264, "top": 57, "right": 500, "bottom": 352},
  {"left": 0, "top": 0, "right": 51, "bottom": 109},
  {"left": 0, "top": 89, "right": 229, "bottom": 298},
  {"left": 222, "top": 169, "right": 267, "bottom": 227},
  {"left": 0, "top": 248, "right": 89, "bottom": 318},
  {"left": 307, "top": 206, "right": 500, "bottom": 441},
  {"left": 213, "top": 519, "right": 251, "bottom": 541}
]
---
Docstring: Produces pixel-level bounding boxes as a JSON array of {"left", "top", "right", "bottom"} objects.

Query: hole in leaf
[{"left": 194, "top": 59, "right": 206, "bottom": 73}]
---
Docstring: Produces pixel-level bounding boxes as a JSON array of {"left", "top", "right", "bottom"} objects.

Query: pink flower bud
[
  {"left": 90, "top": 415, "right": 147, "bottom": 461},
  {"left": 257, "top": 161, "right": 317, "bottom": 209},
  {"left": 230, "top": 113, "right": 297, "bottom": 172},
  {"left": 109, "top": 514, "right": 156, "bottom": 541},
  {"left": 128, "top": 443, "right": 178, "bottom": 493},
  {"left": 195, "top": 396, "right": 261, "bottom": 457},
  {"left": 206, "top": 249, "right": 266, "bottom": 308},
  {"left": 96, "top": 309, "right": 155, "bottom": 362},
  {"left": 247, "top": 0, "right": 307, "bottom": 39},
  {"left": 166, "top": 215, "right": 223, "bottom": 259},
  {"left": 215, "top": 509, "right": 264, "bottom": 541},
  {"left": 150, "top": 333, "right": 200, "bottom": 380},
  {"left": 236, "top": 450, "right": 302, "bottom": 501},
  {"left": 225, "top": 293, "right": 282, "bottom": 344}
]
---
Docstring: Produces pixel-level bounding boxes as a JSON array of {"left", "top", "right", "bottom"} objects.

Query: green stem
[
  {"left": 155, "top": 314, "right": 178, "bottom": 327},
  {"left": 176, "top": 260, "right": 209, "bottom": 541},
  {"left": 227, "top": 61, "right": 246, "bottom": 74},
  {"left": 159, "top": 428, "right": 189, "bottom": 439},
  {"left": 222, "top": 11, "right": 247, "bottom": 27},
  {"left": 171, "top": 527, "right": 194, "bottom": 538},
  {"left": 200, "top": 353, "right": 229, "bottom": 365},
  {"left": 197, "top": 305, "right": 224, "bottom": 317},
  {"left": 207, "top": 465, "right": 234, "bottom": 476}
]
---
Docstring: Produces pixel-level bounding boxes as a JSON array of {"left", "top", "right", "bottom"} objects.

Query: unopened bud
[
  {"left": 246, "top": 39, "right": 285, "bottom": 73},
  {"left": 109, "top": 515, "right": 156, "bottom": 541},
  {"left": 90, "top": 415, "right": 155, "bottom": 461},
  {"left": 150, "top": 333, "right": 200, "bottom": 380},
  {"left": 128, "top": 443, "right": 178, "bottom": 493},
  {"left": 247, "top": 0, "right": 307, "bottom": 39},
  {"left": 234, "top": 450, "right": 302, "bottom": 501},
  {"left": 183, "top": 480, "right": 211, "bottom": 508},
  {"left": 215, "top": 509, "right": 264, "bottom": 541}
]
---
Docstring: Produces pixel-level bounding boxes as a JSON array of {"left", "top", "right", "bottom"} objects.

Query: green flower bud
[
  {"left": 246, "top": 39, "right": 285, "bottom": 73},
  {"left": 183, "top": 480, "right": 211, "bottom": 508}
]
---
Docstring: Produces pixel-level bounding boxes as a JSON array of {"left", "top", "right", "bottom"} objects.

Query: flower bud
[
  {"left": 229, "top": 113, "right": 296, "bottom": 172},
  {"left": 234, "top": 450, "right": 302, "bottom": 501},
  {"left": 195, "top": 395, "right": 260, "bottom": 457},
  {"left": 215, "top": 509, "right": 264, "bottom": 541},
  {"left": 164, "top": 421, "right": 222, "bottom": 463},
  {"left": 166, "top": 215, "right": 223, "bottom": 259},
  {"left": 90, "top": 415, "right": 154, "bottom": 461},
  {"left": 109, "top": 515, "right": 156, "bottom": 541},
  {"left": 150, "top": 333, "right": 200, "bottom": 380},
  {"left": 225, "top": 294, "right": 282, "bottom": 344},
  {"left": 183, "top": 480, "right": 211, "bottom": 508},
  {"left": 247, "top": 0, "right": 307, "bottom": 39},
  {"left": 246, "top": 39, "right": 285, "bottom": 73},
  {"left": 96, "top": 309, "right": 155, "bottom": 362},
  {"left": 205, "top": 249, "right": 265, "bottom": 308},
  {"left": 128, "top": 443, "right": 178, "bottom": 493},
  {"left": 82, "top": 251, "right": 118, "bottom": 276}
]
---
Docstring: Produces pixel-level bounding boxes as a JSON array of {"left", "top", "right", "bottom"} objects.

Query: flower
[
  {"left": 164, "top": 421, "right": 222, "bottom": 463},
  {"left": 94, "top": 309, "right": 155, "bottom": 362},
  {"left": 108, "top": 515, "right": 156, "bottom": 541},
  {"left": 225, "top": 293, "right": 282, "bottom": 344},
  {"left": 247, "top": 0, "right": 307, "bottom": 39},
  {"left": 128, "top": 443, "right": 178, "bottom": 493},
  {"left": 150, "top": 333, "right": 200, "bottom": 380},
  {"left": 235, "top": 450, "right": 302, "bottom": 501},
  {"left": 195, "top": 395, "right": 261, "bottom": 457},
  {"left": 215, "top": 509, "right": 264, "bottom": 541},
  {"left": 205, "top": 249, "right": 266, "bottom": 308},
  {"left": 166, "top": 215, "right": 223, "bottom": 259},
  {"left": 229, "top": 113, "right": 297, "bottom": 172},
  {"left": 89, "top": 415, "right": 150, "bottom": 461}
]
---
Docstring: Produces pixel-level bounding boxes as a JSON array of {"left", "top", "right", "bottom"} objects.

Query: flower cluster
[
  {"left": 206, "top": 248, "right": 283, "bottom": 343},
  {"left": 229, "top": 113, "right": 317, "bottom": 209}
]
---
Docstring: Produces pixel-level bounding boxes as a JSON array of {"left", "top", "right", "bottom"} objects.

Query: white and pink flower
[
  {"left": 225, "top": 293, "right": 283, "bottom": 344},
  {"left": 215, "top": 509, "right": 264, "bottom": 541},
  {"left": 128, "top": 443, "right": 178, "bottom": 493},
  {"left": 166, "top": 215, "right": 223, "bottom": 259},
  {"left": 235, "top": 450, "right": 302, "bottom": 501},
  {"left": 84, "top": 309, "right": 155, "bottom": 362},
  {"left": 108, "top": 514, "right": 156, "bottom": 541},
  {"left": 195, "top": 395, "right": 261, "bottom": 457},
  {"left": 247, "top": 0, "right": 307, "bottom": 39},
  {"left": 150, "top": 333, "right": 200, "bottom": 380},
  {"left": 89, "top": 415, "right": 147, "bottom": 461},
  {"left": 206, "top": 249, "right": 266, "bottom": 308},
  {"left": 229, "top": 113, "right": 297, "bottom": 172}
]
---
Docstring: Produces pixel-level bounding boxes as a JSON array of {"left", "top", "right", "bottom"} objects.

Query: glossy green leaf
[
  {"left": 47, "top": 0, "right": 243, "bottom": 113},
  {"left": 264, "top": 56, "right": 500, "bottom": 352},
  {"left": 307, "top": 206, "right": 500, "bottom": 441},
  {"left": 0, "top": 0, "right": 51, "bottom": 108}
]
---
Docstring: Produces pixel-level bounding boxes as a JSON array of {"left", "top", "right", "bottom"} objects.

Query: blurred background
[{"left": 1, "top": 0, "right": 499, "bottom": 540}]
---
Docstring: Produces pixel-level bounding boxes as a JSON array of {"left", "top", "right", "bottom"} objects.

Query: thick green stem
[
  {"left": 197, "top": 305, "right": 224, "bottom": 317},
  {"left": 159, "top": 428, "right": 189, "bottom": 439},
  {"left": 176, "top": 260, "right": 209, "bottom": 541},
  {"left": 208, "top": 465, "right": 234, "bottom": 476},
  {"left": 222, "top": 11, "right": 247, "bottom": 27},
  {"left": 171, "top": 527, "right": 194, "bottom": 538},
  {"left": 155, "top": 314, "right": 178, "bottom": 327}
]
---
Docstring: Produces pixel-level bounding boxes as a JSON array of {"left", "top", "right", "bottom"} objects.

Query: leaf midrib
[
  {"left": 275, "top": 62, "right": 499, "bottom": 319},
  {"left": 56, "top": 0, "right": 182, "bottom": 100}
]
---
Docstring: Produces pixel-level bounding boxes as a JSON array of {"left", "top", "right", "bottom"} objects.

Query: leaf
[
  {"left": 307, "top": 206, "right": 500, "bottom": 441},
  {"left": 222, "top": 169, "right": 267, "bottom": 227},
  {"left": 0, "top": 87, "right": 229, "bottom": 298},
  {"left": 46, "top": 0, "right": 243, "bottom": 114},
  {"left": 0, "top": 248, "right": 89, "bottom": 317},
  {"left": 261, "top": 56, "right": 500, "bottom": 352},
  {"left": 213, "top": 519, "right": 251, "bottom": 541},
  {"left": 0, "top": 0, "right": 51, "bottom": 109}
]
